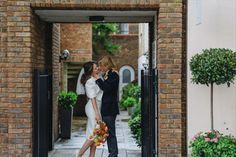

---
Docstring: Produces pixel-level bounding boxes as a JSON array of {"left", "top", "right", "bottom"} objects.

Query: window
[
  {"left": 119, "top": 65, "right": 135, "bottom": 100},
  {"left": 123, "top": 69, "right": 131, "bottom": 83},
  {"left": 119, "top": 65, "right": 135, "bottom": 84},
  {"left": 119, "top": 23, "right": 129, "bottom": 34}
]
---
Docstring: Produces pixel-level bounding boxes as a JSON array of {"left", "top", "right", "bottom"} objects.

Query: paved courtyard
[{"left": 48, "top": 111, "right": 141, "bottom": 157}]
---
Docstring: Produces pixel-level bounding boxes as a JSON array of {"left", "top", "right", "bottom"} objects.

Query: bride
[{"left": 76, "top": 61, "right": 103, "bottom": 157}]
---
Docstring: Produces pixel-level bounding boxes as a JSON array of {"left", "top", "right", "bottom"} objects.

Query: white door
[{"left": 119, "top": 65, "right": 135, "bottom": 100}]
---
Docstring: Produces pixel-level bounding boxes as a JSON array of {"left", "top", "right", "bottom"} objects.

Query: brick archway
[{"left": 0, "top": 1, "right": 186, "bottom": 156}]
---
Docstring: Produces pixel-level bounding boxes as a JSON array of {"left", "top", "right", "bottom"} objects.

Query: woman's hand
[{"left": 95, "top": 113, "right": 102, "bottom": 122}]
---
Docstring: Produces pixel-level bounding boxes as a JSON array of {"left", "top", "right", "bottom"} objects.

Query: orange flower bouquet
[{"left": 89, "top": 121, "right": 109, "bottom": 146}]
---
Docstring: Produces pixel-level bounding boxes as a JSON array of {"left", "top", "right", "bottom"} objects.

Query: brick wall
[
  {"left": 52, "top": 23, "right": 61, "bottom": 142},
  {"left": 94, "top": 34, "right": 139, "bottom": 80},
  {"left": 0, "top": 0, "right": 8, "bottom": 156},
  {"left": 3, "top": 1, "right": 32, "bottom": 156},
  {"left": 158, "top": 0, "right": 186, "bottom": 156},
  {"left": 129, "top": 23, "right": 139, "bottom": 34},
  {"left": 31, "top": 13, "right": 52, "bottom": 70},
  {"left": 60, "top": 24, "right": 92, "bottom": 62},
  {"left": 0, "top": 1, "right": 186, "bottom": 156}
]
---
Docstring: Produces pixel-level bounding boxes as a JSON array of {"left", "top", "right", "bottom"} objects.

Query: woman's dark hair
[{"left": 80, "top": 61, "right": 96, "bottom": 86}]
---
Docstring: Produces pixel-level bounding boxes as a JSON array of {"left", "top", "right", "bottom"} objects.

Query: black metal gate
[
  {"left": 141, "top": 69, "right": 157, "bottom": 157},
  {"left": 33, "top": 69, "right": 53, "bottom": 157}
]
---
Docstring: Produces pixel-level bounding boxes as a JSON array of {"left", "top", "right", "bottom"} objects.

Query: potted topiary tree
[
  {"left": 190, "top": 48, "right": 236, "bottom": 131},
  {"left": 58, "top": 91, "right": 78, "bottom": 139},
  {"left": 124, "top": 97, "right": 137, "bottom": 115},
  {"left": 189, "top": 48, "right": 236, "bottom": 156}
]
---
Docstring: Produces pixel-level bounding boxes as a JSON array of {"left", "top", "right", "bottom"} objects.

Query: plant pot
[
  {"left": 60, "top": 108, "right": 73, "bottom": 139},
  {"left": 127, "top": 106, "right": 134, "bottom": 115},
  {"left": 199, "top": 151, "right": 205, "bottom": 157}
]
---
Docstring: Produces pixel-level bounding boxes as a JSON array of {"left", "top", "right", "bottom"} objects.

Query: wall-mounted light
[
  {"left": 142, "top": 63, "right": 149, "bottom": 70},
  {"left": 60, "top": 49, "right": 70, "bottom": 62}
]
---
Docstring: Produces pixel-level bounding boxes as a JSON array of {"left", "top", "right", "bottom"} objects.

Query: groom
[{"left": 95, "top": 56, "right": 119, "bottom": 157}]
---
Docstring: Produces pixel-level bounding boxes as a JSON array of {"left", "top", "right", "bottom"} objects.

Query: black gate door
[
  {"left": 33, "top": 69, "right": 52, "bottom": 157},
  {"left": 141, "top": 69, "right": 157, "bottom": 157}
]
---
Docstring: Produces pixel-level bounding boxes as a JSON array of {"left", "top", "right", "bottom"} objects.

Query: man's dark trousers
[
  {"left": 95, "top": 70, "right": 119, "bottom": 157},
  {"left": 103, "top": 116, "right": 118, "bottom": 157}
]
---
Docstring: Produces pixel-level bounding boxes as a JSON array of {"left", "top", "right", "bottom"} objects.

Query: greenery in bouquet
[
  {"left": 190, "top": 130, "right": 236, "bottom": 157},
  {"left": 89, "top": 121, "right": 109, "bottom": 147}
]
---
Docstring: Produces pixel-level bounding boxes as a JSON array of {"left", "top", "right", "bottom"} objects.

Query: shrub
[
  {"left": 119, "top": 83, "right": 141, "bottom": 109},
  {"left": 131, "top": 101, "right": 141, "bottom": 119},
  {"left": 190, "top": 130, "right": 236, "bottom": 157},
  {"left": 123, "top": 97, "right": 136, "bottom": 108},
  {"left": 128, "top": 113, "right": 141, "bottom": 147},
  {"left": 190, "top": 48, "right": 236, "bottom": 86},
  {"left": 128, "top": 85, "right": 141, "bottom": 101},
  {"left": 58, "top": 91, "right": 78, "bottom": 110}
]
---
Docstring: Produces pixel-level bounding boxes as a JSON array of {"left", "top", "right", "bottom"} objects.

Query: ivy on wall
[{"left": 92, "top": 23, "right": 120, "bottom": 55}]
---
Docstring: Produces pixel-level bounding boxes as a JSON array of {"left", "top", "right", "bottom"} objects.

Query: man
[{"left": 95, "top": 56, "right": 119, "bottom": 157}]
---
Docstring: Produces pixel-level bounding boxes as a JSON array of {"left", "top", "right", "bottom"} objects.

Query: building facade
[{"left": 187, "top": 0, "right": 236, "bottom": 150}]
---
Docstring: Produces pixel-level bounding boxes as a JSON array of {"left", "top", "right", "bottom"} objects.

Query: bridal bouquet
[{"left": 89, "top": 121, "right": 109, "bottom": 146}]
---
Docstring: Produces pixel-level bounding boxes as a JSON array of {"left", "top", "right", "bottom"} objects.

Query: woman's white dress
[{"left": 85, "top": 77, "right": 103, "bottom": 139}]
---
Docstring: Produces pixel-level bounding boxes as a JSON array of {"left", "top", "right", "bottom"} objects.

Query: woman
[{"left": 76, "top": 61, "right": 103, "bottom": 157}]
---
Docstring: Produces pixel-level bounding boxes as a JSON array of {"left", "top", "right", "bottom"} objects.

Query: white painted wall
[
  {"left": 188, "top": 0, "right": 236, "bottom": 144},
  {"left": 138, "top": 23, "right": 149, "bottom": 85}
]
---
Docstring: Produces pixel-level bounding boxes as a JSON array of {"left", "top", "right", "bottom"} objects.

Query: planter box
[
  {"left": 127, "top": 106, "right": 134, "bottom": 115},
  {"left": 60, "top": 108, "right": 73, "bottom": 139}
]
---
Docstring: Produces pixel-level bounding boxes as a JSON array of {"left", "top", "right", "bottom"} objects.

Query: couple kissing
[{"left": 76, "top": 56, "right": 119, "bottom": 157}]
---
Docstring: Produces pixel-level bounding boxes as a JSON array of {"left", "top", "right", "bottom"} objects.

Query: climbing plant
[{"left": 92, "top": 23, "right": 120, "bottom": 55}]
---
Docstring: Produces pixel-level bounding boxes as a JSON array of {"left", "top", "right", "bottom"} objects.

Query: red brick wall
[
  {"left": 129, "top": 23, "right": 139, "bottom": 34},
  {"left": 158, "top": 1, "right": 186, "bottom": 156},
  {"left": 0, "top": 0, "right": 8, "bottom": 155},
  {"left": 31, "top": 14, "right": 53, "bottom": 70},
  {"left": 1, "top": 1, "right": 33, "bottom": 156},
  {"left": 94, "top": 34, "right": 139, "bottom": 80},
  {"left": 60, "top": 24, "right": 92, "bottom": 62},
  {"left": 52, "top": 23, "right": 61, "bottom": 143}
]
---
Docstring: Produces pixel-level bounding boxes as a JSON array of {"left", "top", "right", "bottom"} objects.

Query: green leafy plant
[
  {"left": 131, "top": 101, "right": 141, "bottom": 119},
  {"left": 119, "top": 83, "right": 141, "bottom": 109},
  {"left": 92, "top": 23, "right": 120, "bottom": 55},
  {"left": 123, "top": 97, "right": 136, "bottom": 108},
  {"left": 190, "top": 48, "right": 236, "bottom": 131},
  {"left": 58, "top": 91, "right": 78, "bottom": 110},
  {"left": 190, "top": 130, "right": 236, "bottom": 157},
  {"left": 128, "top": 113, "right": 141, "bottom": 147},
  {"left": 128, "top": 85, "right": 141, "bottom": 101}
]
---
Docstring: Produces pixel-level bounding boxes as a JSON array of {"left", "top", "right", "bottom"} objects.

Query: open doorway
[{"left": 33, "top": 9, "right": 157, "bottom": 157}]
